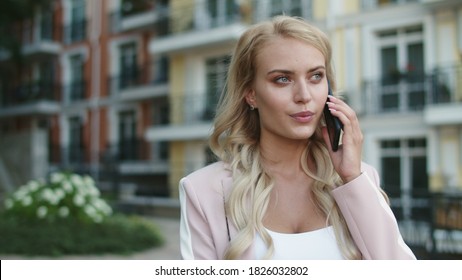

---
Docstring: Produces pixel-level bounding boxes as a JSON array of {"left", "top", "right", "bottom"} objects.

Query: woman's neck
[{"left": 259, "top": 135, "right": 310, "bottom": 178}]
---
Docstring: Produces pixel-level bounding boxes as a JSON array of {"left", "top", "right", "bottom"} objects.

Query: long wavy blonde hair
[{"left": 209, "top": 15, "right": 362, "bottom": 260}]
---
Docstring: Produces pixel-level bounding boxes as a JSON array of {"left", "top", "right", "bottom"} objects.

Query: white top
[{"left": 255, "top": 226, "right": 345, "bottom": 260}]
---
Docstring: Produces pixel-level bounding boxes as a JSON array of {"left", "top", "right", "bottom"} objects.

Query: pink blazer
[{"left": 179, "top": 161, "right": 416, "bottom": 260}]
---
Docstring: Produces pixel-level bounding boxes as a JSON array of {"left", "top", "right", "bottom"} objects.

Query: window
[
  {"left": 68, "top": 117, "right": 83, "bottom": 163},
  {"left": 205, "top": 0, "right": 238, "bottom": 27},
  {"left": 119, "top": 42, "right": 138, "bottom": 89},
  {"left": 38, "top": 60, "right": 55, "bottom": 100},
  {"left": 40, "top": 8, "right": 54, "bottom": 41},
  {"left": 205, "top": 56, "right": 230, "bottom": 120},
  {"left": 152, "top": 55, "right": 169, "bottom": 83},
  {"left": 270, "top": 0, "right": 303, "bottom": 17},
  {"left": 378, "top": 26, "right": 425, "bottom": 112},
  {"left": 380, "top": 138, "right": 429, "bottom": 221},
  {"left": 118, "top": 111, "right": 137, "bottom": 160},
  {"left": 69, "top": 54, "right": 84, "bottom": 101},
  {"left": 68, "top": 0, "right": 86, "bottom": 43}
]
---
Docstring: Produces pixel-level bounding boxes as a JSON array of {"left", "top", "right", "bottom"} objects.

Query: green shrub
[
  {"left": 1, "top": 172, "right": 164, "bottom": 256},
  {"left": 4, "top": 172, "right": 112, "bottom": 224},
  {"left": 0, "top": 213, "right": 164, "bottom": 256}
]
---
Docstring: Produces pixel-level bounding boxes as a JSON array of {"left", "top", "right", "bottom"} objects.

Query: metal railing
[
  {"left": 167, "top": 93, "right": 219, "bottom": 124},
  {"left": 0, "top": 81, "right": 60, "bottom": 108},
  {"left": 107, "top": 61, "right": 169, "bottom": 96},
  {"left": 151, "top": 1, "right": 243, "bottom": 37},
  {"left": 394, "top": 191, "right": 462, "bottom": 259},
  {"left": 362, "top": 64, "right": 462, "bottom": 115},
  {"left": 361, "top": 0, "right": 419, "bottom": 10}
]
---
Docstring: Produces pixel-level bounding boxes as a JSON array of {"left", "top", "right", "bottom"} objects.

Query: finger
[{"left": 326, "top": 99, "right": 359, "bottom": 136}]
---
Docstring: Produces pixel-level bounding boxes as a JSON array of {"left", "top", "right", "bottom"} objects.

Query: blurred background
[{"left": 0, "top": 0, "right": 461, "bottom": 259}]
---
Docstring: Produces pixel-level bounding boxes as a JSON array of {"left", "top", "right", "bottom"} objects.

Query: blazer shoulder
[
  {"left": 186, "top": 161, "right": 230, "bottom": 180},
  {"left": 180, "top": 161, "right": 231, "bottom": 192}
]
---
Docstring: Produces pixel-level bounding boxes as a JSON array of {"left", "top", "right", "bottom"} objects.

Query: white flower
[
  {"left": 21, "top": 196, "right": 33, "bottom": 207},
  {"left": 92, "top": 198, "right": 112, "bottom": 216},
  {"left": 58, "top": 206, "right": 69, "bottom": 218},
  {"left": 71, "top": 174, "right": 84, "bottom": 188},
  {"left": 40, "top": 189, "right": 59, "bottom": 205},
  {"left": 27, "top": 180, "right": 40, "bottom": 192},
  {"left": 62, "top": 181, "right": 73, "bottom": 193},
  {"left": 4, "top": 198, "right": 13, "bottom": 209},
  {"left": 84, "top": 205, "right": 97, "bottom": 217},
  {"left": 73, "top": 194, "right": 85, "bottom": 207},
  {"left": 83, "top": 175, "right": 95, "bottom": 187},
  {"left": 14, "top": 188, "right": 28, "bottom": 200},
  {"left": 37, "top": 206, "right": 48, "bottom": 218},
  {"left": 92, "top": 214, "right": 103, "bottom": 223},
  {"left": 87, "top": 185, "right": 100, "bottom": 197},
  {"left": 54, "top": 189, "right": 65, "bottom": 200},
  {"left": 41, "top": 188, "right": 53, "bottom": 200},
  {"left": 51, "top": 172, "right": 64, "bottom": 184}
]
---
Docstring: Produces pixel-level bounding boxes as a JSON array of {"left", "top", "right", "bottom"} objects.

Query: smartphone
[{"left": 323, "top": 81, "right": 343, "bottom": 152}]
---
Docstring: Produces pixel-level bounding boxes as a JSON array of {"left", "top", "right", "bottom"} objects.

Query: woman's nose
[{"left": 294, "top": 80, "right": 312, "bottom": 103}]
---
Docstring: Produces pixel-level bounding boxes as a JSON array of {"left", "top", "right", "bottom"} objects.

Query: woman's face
[{"left": 246, "top": 36, "right": 328, "bottom": 142}]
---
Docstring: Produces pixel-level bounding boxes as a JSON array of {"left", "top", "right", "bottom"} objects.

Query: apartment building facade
[
  {"left": 0, "top": 0, "right": 170, "bottom": 197},
  {"left": 0, "top": 0, "right": 461, "bottom": 258}
]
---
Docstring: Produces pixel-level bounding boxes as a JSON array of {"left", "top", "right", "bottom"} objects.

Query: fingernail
[{"left": 329, "top": 95, "right": 338, "bottom": 100}]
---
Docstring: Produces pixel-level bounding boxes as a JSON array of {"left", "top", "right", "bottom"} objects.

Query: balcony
[
  {"left": 21, "top": 22, "right": 61, "bottom": 59},
  {"left": 110, "top": 1, "right": 167, "bottom": 33},
  {"left": 103, "top": 139, "right": 169, "bottom": 175},
  {"left": 0, "top": 16, "right": 61, "bottom": 61},
  {"left": 108, "top": 62, "right": 169, "bottom": 101},
  {"left": 145, "top": 93, "right": 216, "bottom": 141},
  {"left": 49, "top": 144, "right": 87, "bottom": 173},
  {"left": 0, "top": 81, "right": 60, "bottom": 118},
  {"left": 424, "top": 64, "right": 462, "bottom": 126},
  {"left": 361, "top": 0, "right": 419, "bottom": 10},
  {"left": 150, "top": 1, "right": 246, "bottom": 54},
  {"left": 362, "top": 64, "right": 462, "bottom": 118},
  {"left": 396, "top": 191, "right": 462, "bottom": 259}
]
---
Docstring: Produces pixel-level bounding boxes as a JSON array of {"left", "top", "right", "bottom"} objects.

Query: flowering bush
[{"left": 3, "top": 172, "right": 112, "bottom": 224}]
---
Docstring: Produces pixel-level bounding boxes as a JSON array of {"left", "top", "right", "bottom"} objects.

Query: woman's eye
[
  {"left": 311, "top": 72, "right": 324, "bottom": 82},
  {"left": 275, "top": 76, "right": 290, "bottom": 83}
]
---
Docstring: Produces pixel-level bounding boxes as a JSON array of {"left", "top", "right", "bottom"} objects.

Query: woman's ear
[{"left": 245, "top": 88, "right": 257, "bottom": 109}]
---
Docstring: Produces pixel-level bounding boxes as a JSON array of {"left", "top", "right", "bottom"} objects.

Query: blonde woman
[{"left": 179, "top": 15, "right": 415, "bottom": 260}]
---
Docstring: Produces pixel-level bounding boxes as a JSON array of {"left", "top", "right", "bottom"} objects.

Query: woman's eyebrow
[
  {"left": 266, "top": 69, "right": 293, "bottom": 76},
  {"left": 266, "top": 65, "right": 326, "bottom": 76}
]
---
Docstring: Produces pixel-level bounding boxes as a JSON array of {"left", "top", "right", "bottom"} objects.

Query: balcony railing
[
  {"left": 49, "top": 145, "right": 86, "bottom": 167},
  {"left": 362, "top": 64, "right": 462, "bottom": 114},
  {"left": 361, "top": 0, "right": 419, "bottom": 10},
  {"left": 393, "top": 191, "right": 462, "bottom": 259},
  {"left": 103, "top": 139, "right": 149, "bottom": 162},
  {"left": 0, "top": 81, "right": 60, "bottom": 108},
  {"left": 107, "top": 61, "right": 169, "bottom": 96},
  {"left": 109, "top": 0, "right": 163, "bottom": 33},
  {"left": 168, "top": 93, "right": 219, "bottom": 124},
  {"left": 155, "top": 1, "right": 242, "bottom": 37},
  {"left": 50, "top": 139, "right": 168, "bottom": 168}
]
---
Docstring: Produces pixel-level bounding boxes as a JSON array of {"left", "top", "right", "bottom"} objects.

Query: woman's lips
[{"left": 290, "top": 111, "right": 314, "bottom": 123}]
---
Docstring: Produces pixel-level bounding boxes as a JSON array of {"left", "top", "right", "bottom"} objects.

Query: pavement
[{"left": 1, "top": 216, "right": 182, "bottom": 260}]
